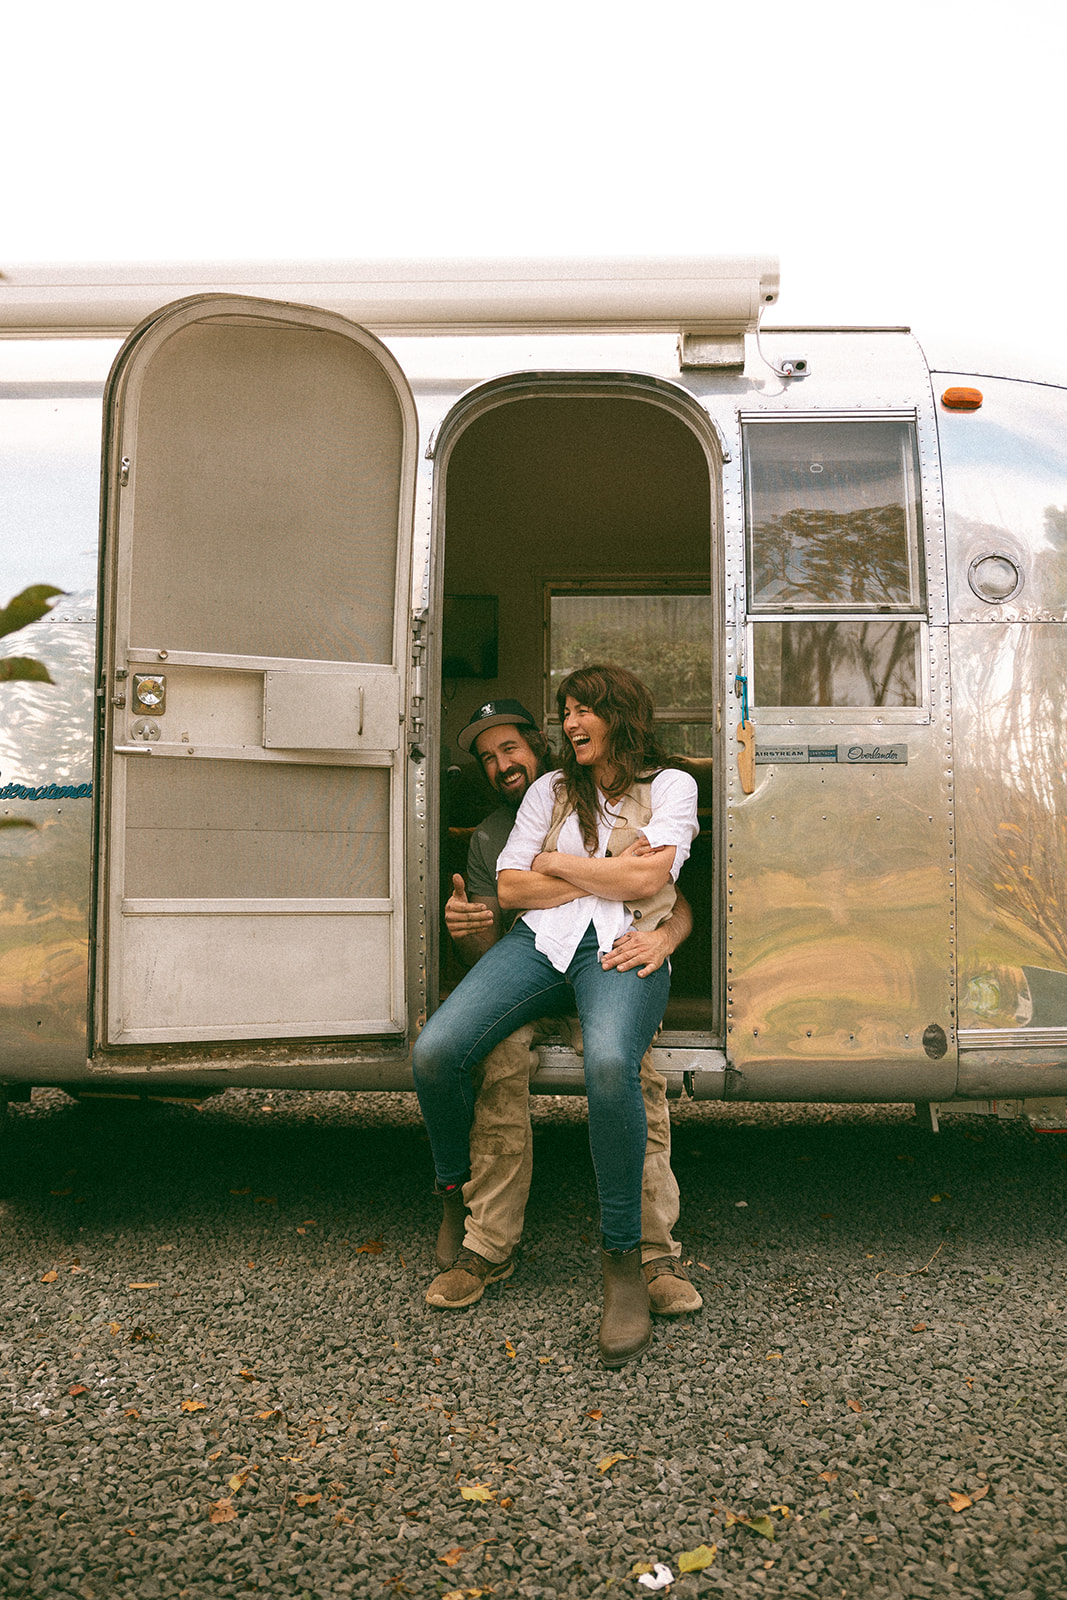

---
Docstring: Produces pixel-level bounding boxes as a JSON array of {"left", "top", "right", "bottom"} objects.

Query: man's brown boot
[
  {"left": 643, "top": 1256, "right": 703, "bottom": 1314},
  {"left": 598, "top": 1246, "right": 652, "bottom": 1367},
  {"left": 426, "top": 1247, "right": 515, "bottom": 1309},
  {"left": 435, "top": 1185, "right": 469, "bottom": 1271}
]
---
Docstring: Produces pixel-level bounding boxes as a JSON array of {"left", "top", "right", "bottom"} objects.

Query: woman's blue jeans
[{"left": 412, "top": 920, "right": 670, "bottom": 1252}]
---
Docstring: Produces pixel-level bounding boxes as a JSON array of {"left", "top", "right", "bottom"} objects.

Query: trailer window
[
  {"left": 546, "top": 585, "right": 712, "bottom": 755},
  {"left": 752, "top": 618, "right": 922, "bottom": 707},
  {"left": 743, "top": 419, "right": 925, "bottom": 707}
]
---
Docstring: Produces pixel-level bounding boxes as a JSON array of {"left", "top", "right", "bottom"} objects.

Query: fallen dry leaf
[
  {"left": 228, "top": 1472, "right": 249, "bottom": 1492},
  {"left": 295, "top": 1493, "right": 320, "bottom": 1507},
  {"left": 766, "top": 1352, "right": 783, "bottom": 1360},
  {"left": 124, "top": 1408, "right": 140, "bottom": 1420},
  {"left": 586, "top": 1409, "right": 602, "bottom": 1420},
  {"left": 355, "top": 1237, "right": 385, "bottom": 1255},
  {"left": 438, "top": 1549, "right": 465, "bottom": 1567},
  {"left": 746, "top": 1515, "right": 776, "bottom": 1540},
  {"left": 912, "top": 1323, "right": 927, "bottom": 1332},
  {"left": 181, "top": 1399, "right": 207, "bottom": 1413},
  {"left": 818, "top": 1471, "right": 838, "bottom": 1483},
  {"left": 108, "top": 1322, "right": 121, "bottom": 1335},
  {"left": 948, "top": 1484, "right": 989, "bottom": 1513},
  {"left": 459, "top": 1484, "right": 495, "bottom": 1503},
  {"left": 208, "top": 1499, "right": 237, "bottom": 1524},
  {"left": 256, "top": 1409, "right": 282, "bottom": 1421},
  {"left": 723, "top": 1509, "right": 775, "bottom": 1540},
  {"left": 846, "top": 1399, "right": 863, "bottom": 1413},
  {"left": 40, "top": 1271, "right": 58, "bottom": 1283},
  {"left": 504, "top": 1339, "right": 516, "bottom": 1359},
  {"left": 678, "top": 1543, "right": 717, "bottom": 1572},
  {"left": 127, "top": 1282, "right": 159, "bottom": 1290},
  {"left": 68, "top": 1384, "right": 88, "bottom": 1397},
  {"left": 597, "top": 1453, "right": 633, "bottom": 1473},
  {"left": 254, "top": 1195, "right": 277, "bottom": 1205},
  {"left": 237, "top": 1368, "right": 255, "bottom": 1382}
]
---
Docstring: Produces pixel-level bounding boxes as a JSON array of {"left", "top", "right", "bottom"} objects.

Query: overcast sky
[{"left": 4, "top": 0, "right": 1063, "bottom": 380}]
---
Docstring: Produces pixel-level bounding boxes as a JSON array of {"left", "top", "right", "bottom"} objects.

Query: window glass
[
  {"left": 744, "top": 421, "right": 924, "bottom": 613},
  {"left": 547, "top": 589, "right": 713, "bottom": 756},
  {"left": 548, "top": 591, "right": 712, "bottom": 711},
  {"left": 752, "top": 619, "right": 922, "bottom": 708}
]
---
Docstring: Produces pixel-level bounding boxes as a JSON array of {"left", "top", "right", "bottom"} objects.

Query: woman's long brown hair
[{"left": 555, "top": 664, "right": 670, "bottom": 853}]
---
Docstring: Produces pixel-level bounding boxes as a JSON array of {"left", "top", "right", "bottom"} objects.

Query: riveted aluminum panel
[
  {"left": 0, "top": 617, "right": 95, "bottom": 1073},
  {"left": 953, "top": 622, "right": 1067, "bottom": 1035},
  {"left": 717, "top": 330, "right": 957, "bottom": 1098},
  {"left": 938, "top": 375, "right": 1067, "bottom": 625}
]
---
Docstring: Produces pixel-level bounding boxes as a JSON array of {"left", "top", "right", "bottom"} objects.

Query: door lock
[{"left": 132, "top": 674, "right": 167, "bottom": 715}]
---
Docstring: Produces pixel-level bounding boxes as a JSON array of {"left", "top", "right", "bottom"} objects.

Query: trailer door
[
  {"left": 96, "top": 296, "right": 417, "bottom": 1046},
  {"left": 727, "top": 413, "right": 957, "bottom": 1098}
]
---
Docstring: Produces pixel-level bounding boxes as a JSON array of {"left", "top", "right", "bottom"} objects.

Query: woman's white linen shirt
[{"left": 494, "top": 769, "right": 699, "bottom": 972}]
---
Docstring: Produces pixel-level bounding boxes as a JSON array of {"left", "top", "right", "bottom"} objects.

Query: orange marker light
[{"left": 941, "top": 386, "right": 983, "bottom": 411}]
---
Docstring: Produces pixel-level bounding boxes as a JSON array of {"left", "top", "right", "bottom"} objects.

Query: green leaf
[
  {"left": 0, "top": 657, "right": 54, "bottom": 684},
  {"left": 0, "top": 586, "right": 63, "bottom": 640},
  {"left": 678, "top": 1543, "right": 717, "bottom": 1572},
  {"left": 746, "top": 1515, "right": 776, "bottom": 1540}
]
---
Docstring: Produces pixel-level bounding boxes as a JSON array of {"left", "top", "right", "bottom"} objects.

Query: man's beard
[{"left": 495, "top": 766, "right": 532, "bottom": 807}]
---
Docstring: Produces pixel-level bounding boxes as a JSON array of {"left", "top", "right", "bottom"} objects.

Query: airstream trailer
[{"left": 1, "top": 257, "right": 1066, "bottom": 1132}]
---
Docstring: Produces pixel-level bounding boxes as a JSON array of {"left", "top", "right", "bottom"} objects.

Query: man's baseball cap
[{"left": 457, "top": 699, "right": 539, "bottom": 753}]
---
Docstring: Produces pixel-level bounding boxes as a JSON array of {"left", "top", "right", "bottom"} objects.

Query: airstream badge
[{"left": 754, "top": 744, "right": 909, "bottom": 765}]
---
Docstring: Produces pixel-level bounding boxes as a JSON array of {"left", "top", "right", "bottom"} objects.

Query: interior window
[
  {"left": 546, "top": 586, "right": 713, "bottom": 755},
  {"left": 743, "top": 419, "right": 926, "bottom": 707}
]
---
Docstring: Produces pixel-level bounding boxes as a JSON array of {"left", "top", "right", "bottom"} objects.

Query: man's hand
[
  {"left": 600, "top": 924, "right": 672, "bottom": 977},
  {"left": 444, "top": 874, "right": 495, "bottom": 940}
]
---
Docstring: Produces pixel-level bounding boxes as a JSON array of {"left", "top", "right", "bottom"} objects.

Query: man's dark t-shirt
[{"left": 465, "top": 804, "right": 518, "bottom": 900}]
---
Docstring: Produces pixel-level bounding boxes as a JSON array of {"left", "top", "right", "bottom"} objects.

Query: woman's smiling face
[{"left": 562, "top": 696, "right": 612, "bottom": 773}]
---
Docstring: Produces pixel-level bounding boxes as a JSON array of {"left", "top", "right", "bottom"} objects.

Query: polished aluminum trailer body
[{"left": 1, "top": 259, "right": 1065, "bottom": 1113}]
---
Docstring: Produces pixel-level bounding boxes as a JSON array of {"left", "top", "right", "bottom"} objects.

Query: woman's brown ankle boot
[{"left": 599, "top": 1246, "right": 652, "bottom": 1367}]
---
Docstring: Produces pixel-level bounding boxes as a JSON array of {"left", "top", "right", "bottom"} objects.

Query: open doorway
[{"left": 435, "top": 384, "right": 720, "bottom": 1037}]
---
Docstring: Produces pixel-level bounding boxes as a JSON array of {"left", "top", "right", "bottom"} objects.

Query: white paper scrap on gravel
[{"left": 638, "top": 1563, "right": 675, "bottom": 1590}]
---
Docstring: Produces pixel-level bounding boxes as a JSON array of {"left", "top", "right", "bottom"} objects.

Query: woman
[{"left": 413, "top": 664, "right": 698, "bottom": 1365}]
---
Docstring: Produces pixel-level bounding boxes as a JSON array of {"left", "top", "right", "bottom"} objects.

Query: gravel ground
[{"left": 1, "top": 1086, "right": 1066, "bottom": 1600}]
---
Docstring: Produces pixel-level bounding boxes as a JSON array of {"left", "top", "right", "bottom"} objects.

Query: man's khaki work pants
[{"left": 461, "top": 1018, "right": 682, "bottom": 1266}]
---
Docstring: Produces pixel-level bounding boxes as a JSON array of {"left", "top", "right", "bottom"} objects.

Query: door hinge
[{"left": 410, "top": 610, "right": 428, "bottom": 745}]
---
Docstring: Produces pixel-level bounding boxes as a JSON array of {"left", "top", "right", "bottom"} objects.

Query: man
[{"left": 428, "top": 697, "right": 702, "bottom": 1316}]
